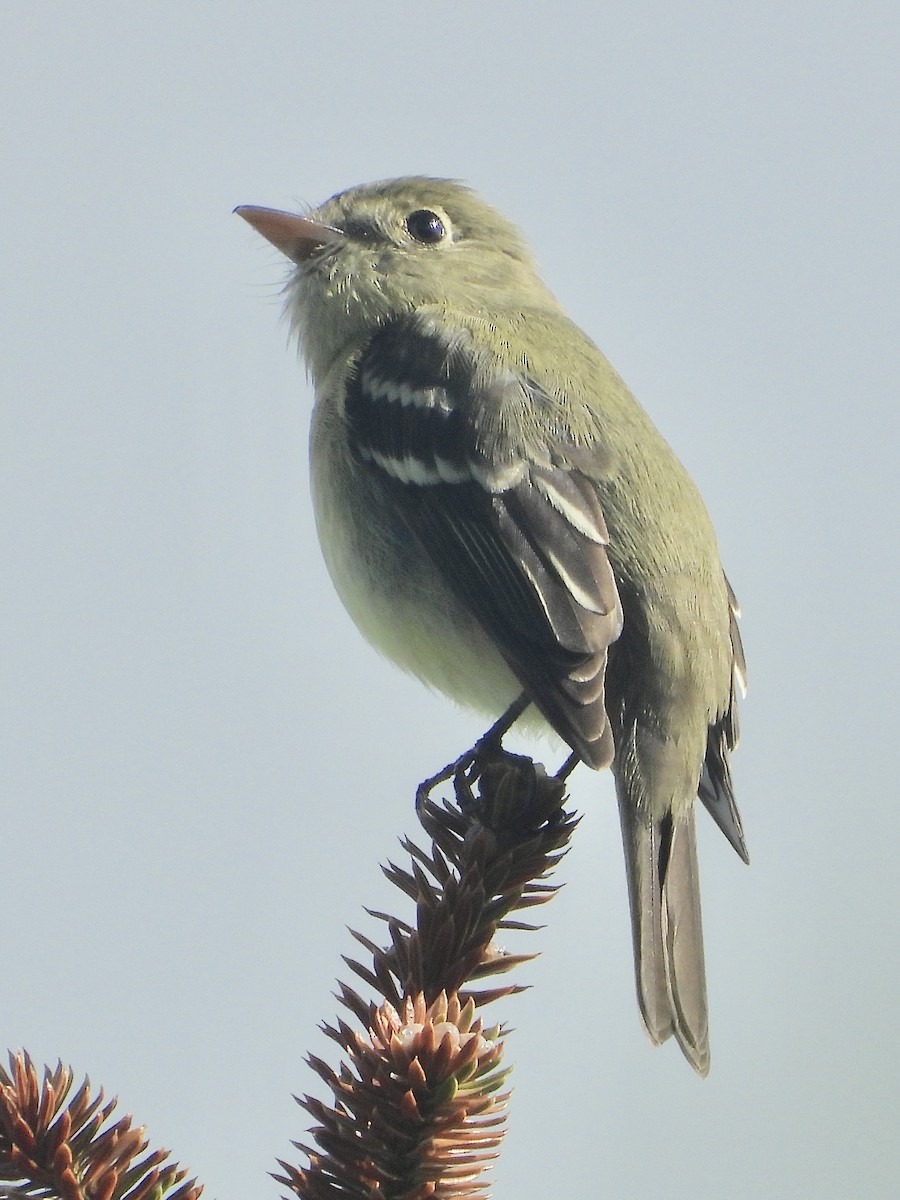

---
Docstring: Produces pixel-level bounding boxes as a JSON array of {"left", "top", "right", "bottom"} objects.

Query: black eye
[{"left": 406, "top": 209, "right": 446, "bottom": 244}]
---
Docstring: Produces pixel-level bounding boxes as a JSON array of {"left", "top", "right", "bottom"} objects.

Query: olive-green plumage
[{"left": 237, "top": 177, "right": 747, "bottom": 1075}]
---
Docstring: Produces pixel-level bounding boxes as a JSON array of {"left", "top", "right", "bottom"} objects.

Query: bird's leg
[
  {"left": 415, "top": 692, "right": 532, "bottom": 810},
  {"left": 555, "top": 750, "right": 581, "bottom": 781},
  {"left": 474, "top": 691, "right": 533, "bottom": 755}
]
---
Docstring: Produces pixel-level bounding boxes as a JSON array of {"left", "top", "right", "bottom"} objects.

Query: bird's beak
[{"left": 234, "top": 205, "right": 343, "bottom": 263}]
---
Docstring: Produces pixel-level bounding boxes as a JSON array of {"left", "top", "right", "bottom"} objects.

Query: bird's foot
[
  {"left": 415, "top": 692, "right": 532, "bottom": 813},
  {"left": 416, "top": 692, "right": 583, "bottom": 812}
]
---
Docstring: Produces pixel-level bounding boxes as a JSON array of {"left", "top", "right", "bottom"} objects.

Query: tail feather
[{"left": 617, "top": 794, "right": 710, "bottom": 1076}]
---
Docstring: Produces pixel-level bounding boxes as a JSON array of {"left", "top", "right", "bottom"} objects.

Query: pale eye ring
[{"left": 405, "top": 209, "right": 447, "bottom": 244}]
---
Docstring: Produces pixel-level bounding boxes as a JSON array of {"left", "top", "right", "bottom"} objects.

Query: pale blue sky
[{"left": 3, "top": 4, "right": 899, "bottom": 1197}]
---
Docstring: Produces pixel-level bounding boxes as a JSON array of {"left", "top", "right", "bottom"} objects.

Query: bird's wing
[
  {"left": 344, "top": 314, "right": 623, "bottom": 767},
  {"left": 697, "top": 574, "right": 749, "bottom": 861}
]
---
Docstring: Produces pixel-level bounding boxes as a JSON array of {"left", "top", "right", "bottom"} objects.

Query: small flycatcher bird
[{"left": 236, "top": 178, "right": 747, "bottom": 1075}]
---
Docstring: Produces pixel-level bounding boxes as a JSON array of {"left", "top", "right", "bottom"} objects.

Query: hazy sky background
[{"left": 3, "top": 4, "right": 899, "bottom": 1197}]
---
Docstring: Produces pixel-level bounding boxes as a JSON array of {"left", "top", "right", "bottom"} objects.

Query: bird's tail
[{"left": 616, "top": 791, "right": 710, "bottom": 1075}]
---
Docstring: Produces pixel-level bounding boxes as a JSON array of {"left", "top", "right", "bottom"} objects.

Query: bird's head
[{"left": 236, "top": 177, "right": 554, "bottom": 383}]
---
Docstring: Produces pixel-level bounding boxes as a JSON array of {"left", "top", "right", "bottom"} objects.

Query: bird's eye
[{"left": 405, "top": 209, "right": 447, "bottom": 244}]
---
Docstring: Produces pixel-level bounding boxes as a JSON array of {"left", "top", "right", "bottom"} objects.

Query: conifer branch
[
  {"left": 281, "top": 744, "right": 578, "bottom": 1199},
  {"left": 0, "top": 1052, "right": 200, "bottom": 1200}
]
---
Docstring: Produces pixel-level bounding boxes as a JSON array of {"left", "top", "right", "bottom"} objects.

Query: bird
[{"left": 236, "top": 177, "right": 747, "bottom": 1075}]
